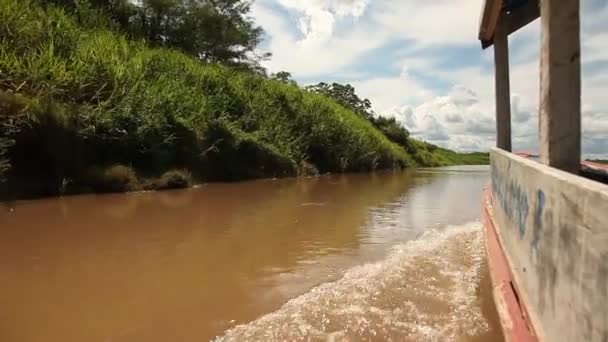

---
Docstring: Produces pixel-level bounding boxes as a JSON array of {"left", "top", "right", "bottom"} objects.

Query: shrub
[
  {"left": 0, "top": 138, "right": 11, "bottom": 182},
  {"left": 0, "top": 91, "right": 31, "bottom": 183},
  {"left": 87, "top": 165, "right": 140, "bottom": 193},
  {"left": 157, "top": 169, "right": 193, "bottom": 190},
  {"left": 299, "top": 161, "right": 320, "bottom": 177}
]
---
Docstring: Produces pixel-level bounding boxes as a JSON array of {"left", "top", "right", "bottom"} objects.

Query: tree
[
  {"left": 142, "top": 0, "right": 264, "bottom": 65},
  {"left": 306, "top": 82, "right": 412, "bottom": 148},
  {"left": 271, "top": 71, "right": 296, "bottom": 85},
  {"left": 305, "top": 82, "right": 374, "bottom": 120},
  {"left": 369, "top": 116, "right": 410, "bottom": 147},
  {"left": 38, "top": 0, "right": 267, "bottom": 67}
]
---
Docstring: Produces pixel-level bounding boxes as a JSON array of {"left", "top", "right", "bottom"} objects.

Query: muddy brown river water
[{"left": 0, "top": 166, "right": 503, "bottom": 342}]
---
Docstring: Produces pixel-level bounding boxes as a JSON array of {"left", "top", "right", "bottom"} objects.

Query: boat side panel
[{"left": 490, "top": 148, "right": 608, "bottom": 342}]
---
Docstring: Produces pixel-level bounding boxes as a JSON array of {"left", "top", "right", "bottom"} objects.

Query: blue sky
[{"left": 250, "top": 0, "right": 607, "bottom": 157}]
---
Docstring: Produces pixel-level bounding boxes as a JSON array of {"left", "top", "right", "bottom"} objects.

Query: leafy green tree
[
  {"left": 306, "top": 82, "right": 374, "bottom": 120},
  {"left": 271, "top": 71, "right": 296, "bottom": 85},
  {"left": 369, "top": 116, "right": 410, "bottom": 147},
  {"left": 37, "top": 0, "right": 267, "bottom": 67},
  {"left": 306, "top": 82, "right": 412, "bottom": 148},
  {"left": 134, "top": 0, "right": 264, "bottom": 64}
]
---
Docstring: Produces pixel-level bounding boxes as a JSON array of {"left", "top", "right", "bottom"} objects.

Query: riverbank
[{"left": 0, "top": 0, "right": 488, "bottom": 200}]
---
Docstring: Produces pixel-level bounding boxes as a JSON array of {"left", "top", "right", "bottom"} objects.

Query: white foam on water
[{"left": 214, "top": 221, "right": 489, "bottom": 342}]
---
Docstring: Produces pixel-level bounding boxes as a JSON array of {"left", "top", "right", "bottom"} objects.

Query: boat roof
[{"left": 478, "top": 0, "right": 540, "bottom": 49}]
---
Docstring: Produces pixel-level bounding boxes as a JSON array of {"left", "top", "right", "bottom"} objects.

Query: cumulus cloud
[
  {"left": 350, "top": 75, "right": 433, "bottom": 112},
  {"left": 511, "top": 95, "right": 533, "bottom": 124},
  {"left": 385, "top": 84, "right": 496, "bottom": 151},
  {"left": 448, "top": 85, "right": 478, "bottom": 107},
  {"left": 276, "top": 0, "right": 369, "bottom": 44},
  {"left": 384, "top": 83, "right": 557, "bottom": 153},
  {"left": 446, "top": 113, "right": 464, "bottom": 123},
  {"left": 251, "top": 0, "right": 384, "bottom": 77}
]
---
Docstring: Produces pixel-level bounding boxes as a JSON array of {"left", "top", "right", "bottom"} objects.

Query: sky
[{"left": 250, "top": 0, "right": 608, "bottom": 158}]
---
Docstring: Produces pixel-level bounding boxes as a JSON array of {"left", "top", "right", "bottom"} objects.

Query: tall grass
[
  {"left": 0, "top": 0, "right": 488, "bottom": 198},
  {"left": 0, "top": 0, "right": 417, "bottom": 197}
]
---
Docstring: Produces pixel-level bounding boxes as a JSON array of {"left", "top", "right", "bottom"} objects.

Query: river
[{"left": 0, "top": 166, "right": 503, "bottom": 342}]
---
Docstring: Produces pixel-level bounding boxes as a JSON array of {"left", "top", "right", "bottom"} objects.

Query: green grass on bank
[
  {"left": 433, "top": 148, "right": 490, "bottom": 165},
  {"left": 404, "top": 140, "right": 489, "bottom": 166},
  {"left": 0, "top": 0, "right": 486, "bottom": 198}
]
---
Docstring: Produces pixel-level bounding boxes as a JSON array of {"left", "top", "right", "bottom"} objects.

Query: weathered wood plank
[
  {"left": 539, "top": 0, "right": 581, "bottom": 173},
  {"left": 494, "top": 16, "right": 512, "bottom": 152},
  {"left": 479, "top": 0, "right": 502, "bottom": 42}
]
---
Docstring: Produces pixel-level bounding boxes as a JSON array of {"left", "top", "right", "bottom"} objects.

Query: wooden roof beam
[
  {"left": 479, "top": 0, "right": 502, "bottom": 44},
  {"left": 480, "top": 0, "right": 540, "bottom": 49}
]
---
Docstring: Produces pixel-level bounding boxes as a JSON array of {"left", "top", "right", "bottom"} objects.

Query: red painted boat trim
[
  {"left": 482, "top": 186, "right": 538, "bottom": 342},
  {"left": 514, "top": 151, "right": 608, "bottom": 174}
]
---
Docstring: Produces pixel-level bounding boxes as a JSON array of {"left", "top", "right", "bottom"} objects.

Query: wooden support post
[
  {"left": 494, "top": 17, "right": 512, "bottom": 152},
  {"left": 539, "top": 0, "right": 581, "bottom": 173}
]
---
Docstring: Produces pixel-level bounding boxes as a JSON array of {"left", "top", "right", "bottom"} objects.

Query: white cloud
[
  {"left": 251, "top": 0, "right": 386, "bottom": 77},
  {"left": 381, "top": 84, "right": 494, "bottom": 151},
  {"left": 350, "top": 75, "right": 433, "bottom": 111},
  {"left": 367, "top": 0, "right": 481, "bottom": 46},
  {"left": 511, "top": 95, "right": 532, "bottom": 123},
  {"left": 278, "top": 0, "right": 370, "bottom": 43},
  {"left": 399, "top": 65, "right": 410, "bottom": 79},
  {"left": 448, "top": 84, "right": 478, "bottom": 107}
]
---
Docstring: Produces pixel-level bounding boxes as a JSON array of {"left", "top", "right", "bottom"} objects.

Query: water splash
[{"left": 215, "top": 222, "right": 489, "bottom": 342}]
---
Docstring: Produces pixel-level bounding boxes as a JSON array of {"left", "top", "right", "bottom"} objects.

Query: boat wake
[{"left": 215, "top": 222, "right": 490, "bottom": 342}]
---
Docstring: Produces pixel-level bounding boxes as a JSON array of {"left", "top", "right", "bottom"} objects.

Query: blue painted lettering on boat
[
  {"left": 492, "top": 163, "right": 529, "bottom": 239},
  {"left": 532, "top": 189, "right": 545, "bottom": 251}
]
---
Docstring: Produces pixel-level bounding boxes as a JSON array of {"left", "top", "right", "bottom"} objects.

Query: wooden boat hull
[{"left": 483, "top": 185, "right": 537, "bottom": 342}]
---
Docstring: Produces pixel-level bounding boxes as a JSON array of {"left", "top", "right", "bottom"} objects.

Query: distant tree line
[
  {"left": 305, "top": 82, "right": 412, "bottom": 150},
  {"left": 267, "top": 74, "right": 413, "bottom": 150}
]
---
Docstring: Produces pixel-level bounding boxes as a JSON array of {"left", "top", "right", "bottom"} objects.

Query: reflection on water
[{"left": 0, "top": 166, "right": 502, "bottom": 342}]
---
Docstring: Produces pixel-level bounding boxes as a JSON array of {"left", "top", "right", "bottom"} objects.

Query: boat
[{"left": 478, "top": 1, "right": 608, "bottom": 341}]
